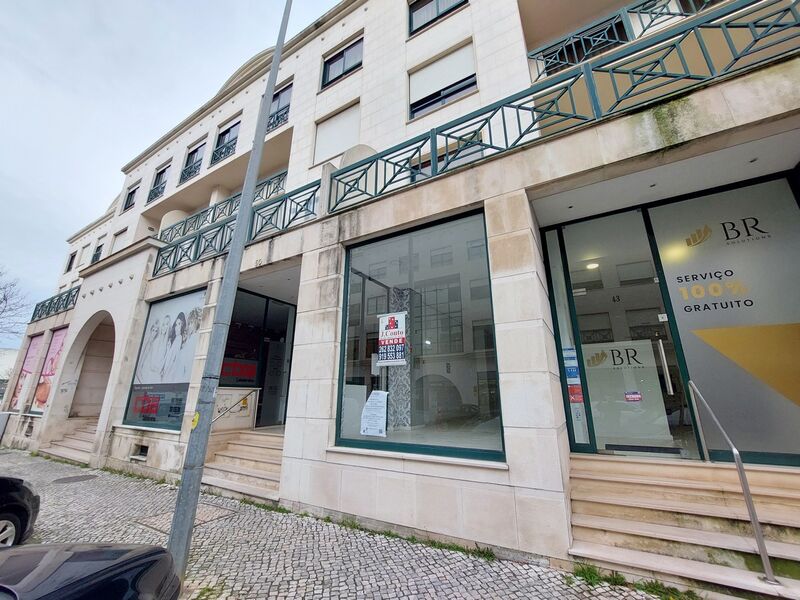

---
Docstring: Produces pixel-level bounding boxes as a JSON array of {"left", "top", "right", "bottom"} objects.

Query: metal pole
[{"left": 167, "top": 0, "right": 293, "bottom": 578}]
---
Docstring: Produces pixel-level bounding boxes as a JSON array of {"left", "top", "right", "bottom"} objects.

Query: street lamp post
[{"left": 166, "top": 0, "right": 293, "bottom": 578}]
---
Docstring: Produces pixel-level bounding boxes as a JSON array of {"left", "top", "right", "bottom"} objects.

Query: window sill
[
  {"left": 114, "top": 424, "right": 180, "bottom": 435},
  {"left": 406, "top": 88, "right": 479, "bottom": 125},
  {"left": 326, "top": 445, "right": 508, "bottom": 470},
  {"left": 407, "top": 1, "right": 470, "bottom": 41}
]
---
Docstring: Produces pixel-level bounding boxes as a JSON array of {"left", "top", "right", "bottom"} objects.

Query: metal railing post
[{"left": 687, "top": 380, "right": 780, "bottom": 586}]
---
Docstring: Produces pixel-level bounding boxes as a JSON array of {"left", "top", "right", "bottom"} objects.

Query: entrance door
[
  {"left": 254, "top": 299, "right": 296, "bottom": 428},
  {"left": 546, "top": 210, "right": 700, "bottom": 459},
  {"left": 545, "top": 176, "right": 800, "bottom": 465}
]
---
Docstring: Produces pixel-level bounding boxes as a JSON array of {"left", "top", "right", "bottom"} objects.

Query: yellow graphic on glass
[{"left": 692, "top": 323, "right": 800, "bottom": 407}]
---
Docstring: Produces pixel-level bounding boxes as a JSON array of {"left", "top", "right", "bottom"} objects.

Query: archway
[
  {"left": 38, "top": 311, "right": 117, "bottom": 463},
  {"left": 69, "top": 313, "right": 115, "bottom": 418}
]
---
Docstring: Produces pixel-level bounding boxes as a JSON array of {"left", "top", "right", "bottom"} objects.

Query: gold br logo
[
  {"left": 685, "top": 224, "right": 712, "bottom": 247},
  {"left": 586, "top": 351, "right": 607, "bottom": 367}
]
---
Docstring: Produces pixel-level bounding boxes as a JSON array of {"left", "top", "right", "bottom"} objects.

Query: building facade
[{"left": 3, "top": 0, "right": 800, "bottom": 595}]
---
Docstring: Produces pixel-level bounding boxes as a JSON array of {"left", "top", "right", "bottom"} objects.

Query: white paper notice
[{"left": 360, "top": 390, "right": 388, "bottom": 437}]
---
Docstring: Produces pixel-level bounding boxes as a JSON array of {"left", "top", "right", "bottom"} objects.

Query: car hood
[{"left": 0, "top": 543, "right": 173, "bottom": 599}]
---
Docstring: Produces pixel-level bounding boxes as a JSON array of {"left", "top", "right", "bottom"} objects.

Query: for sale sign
[{"left": 377, "top": 312, "right": 407, "bottom": 367}]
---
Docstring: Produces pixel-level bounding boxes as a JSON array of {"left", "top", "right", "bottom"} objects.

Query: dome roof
[{"left": 217, "top": 46, "right": 275, "bottom": 95}]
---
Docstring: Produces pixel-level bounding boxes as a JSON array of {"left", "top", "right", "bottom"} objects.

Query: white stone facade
[{"left": 3, "top": 0, "right": 800, "bottom": 576}]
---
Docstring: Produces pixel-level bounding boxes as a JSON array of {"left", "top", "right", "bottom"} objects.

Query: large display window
[
  {"left": 123, "top": 289, "right": 206, "bottom": 430},
  {"left": 336, "top": 213, "right": 504, "bottom": 460},
  {"left": 544, "top": 175, "right": 800, "bottom": 466}
]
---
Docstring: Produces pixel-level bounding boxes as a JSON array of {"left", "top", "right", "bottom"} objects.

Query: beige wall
[{"left": 69, "top": 321, "right": 114, "bottom": 417}]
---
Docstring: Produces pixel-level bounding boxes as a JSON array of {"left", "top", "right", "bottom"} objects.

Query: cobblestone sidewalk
[{"left": 0, "top": 450, "right": 654, "bottom": 599}]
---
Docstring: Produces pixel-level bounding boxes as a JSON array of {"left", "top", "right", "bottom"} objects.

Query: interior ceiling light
[{"left": 586, "top": 263, "right": 599, "bottom": 270}]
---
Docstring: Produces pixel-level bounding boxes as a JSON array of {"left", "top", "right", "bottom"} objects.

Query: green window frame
[{"left": 409, "top": 0, "right": 468, "bottom": 35}]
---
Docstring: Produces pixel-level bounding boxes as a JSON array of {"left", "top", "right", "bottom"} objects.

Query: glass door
[
  {"left": 254, "top": 299, "right": 296, "bottom": 428},
  {"left": 546, "top": 210, "right": 700, "bottom": 459}
]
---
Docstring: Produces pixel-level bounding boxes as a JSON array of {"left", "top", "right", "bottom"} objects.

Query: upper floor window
[
  {"left": 322, "top": 39, "right": 363, "bottom": 88},
  {"left": 409, "top": 44, "right": 476, "bottom": 119},
  {"left": 314, "top": 103, "right": 361, "bottom": 164},
  {"left": 409, "top": 0, "right": 467, "bottom": 34},
  {"left": 123, "top": 187, "right": 137, "bottom": 211},
  {"left": 65, "top": 252, "right": 76, "bottom": 273},
  {"left": 180, "top": 142, "right": 206, "bottom": 184},
  {"left": 148, "top": 165, "right": 170, "bottom": 203},
  {"left": 90, "top": 244, "right": 104, "bottom": 264},
  {"left": 211, "top": 121, "right": 240, "bottom": 165},
  {"left": 268, "top": 84, "right": 293, "bottom": 132}
]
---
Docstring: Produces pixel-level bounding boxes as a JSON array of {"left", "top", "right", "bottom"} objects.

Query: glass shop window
[{"left": 337, "top": 213, "right": 503, "bottom": 459}]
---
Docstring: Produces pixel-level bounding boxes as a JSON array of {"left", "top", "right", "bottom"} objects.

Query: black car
[
  {"left": 0, "top": 477, "right": 39, "bottom": 547},
  {"left": 0, "top": 544, "right": 181, "bottom": 600}
]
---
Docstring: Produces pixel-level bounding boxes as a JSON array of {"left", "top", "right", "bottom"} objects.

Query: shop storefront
[
  {"left": 543, "top": 175, "right": 800, "bottom": 466},
  {"left": 336, "top": 212, "right": 503, "bottom": 461}
]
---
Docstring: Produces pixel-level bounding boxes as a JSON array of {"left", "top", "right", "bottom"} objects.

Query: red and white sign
[{"left": 377, "top": 312, "right": 407, "bottom": 367}]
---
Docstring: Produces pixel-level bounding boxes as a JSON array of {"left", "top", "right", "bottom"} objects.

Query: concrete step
[
  {"left": 200, "top": 475, "right": 279, "bottom": 503},
  {"left": 572, "top": 498, "right": 800, "bottom": 545},
  {"left": 571, "top": 490, "right": 800, "bottom": 530},
  {"left": 572, "top": 513, "right": 800, "bottom": 573},
  {"left": 39, "top": 444, "right": 91, "bottom": 465},
  {"left": 571, "top": 476, "right": 800, "bottom": 513},
  {"left": 213, "top": 450, "right": 282, "bottom": 473},
  {"left": 229, "top": 432, "right": 284, "bottom": 448},
  {"left": 61, "top": 435, "right": 95, "bottom": 452},
  {"left": 203, "top": 461, "right": 280, "bottom": 491},
  {"left": 572, "top": 471, "right": 800, "bottom": 503},
  {"left": 68, "top": 430, "right": 96, "bottom": 443},
  {"left": 571, "top": 455, "right": 800, "bottom": 492},
  {"left": 569, "top": 542, "right": 800, "bottom": 599},
  {"left": 51, "top": 437, "right": 94, "bottom": 454},
  {"left": 225, "top": 441, "right": 284, "bottom": 459}
]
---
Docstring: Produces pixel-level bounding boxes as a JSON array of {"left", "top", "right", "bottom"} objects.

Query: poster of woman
[
  {"left": 124, "top": 289, "right": 205, "bottom": 429},
  {"left": 9, "top": 335, "right": 44, "bottom": 412},
  {"left": 31, "top": 327, "right": 69, "bottom": 414}
]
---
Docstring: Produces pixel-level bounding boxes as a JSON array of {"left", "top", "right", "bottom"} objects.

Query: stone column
[
  {"left": 387, "top": 287, "right": 412, "bottom": 431},
  {"left": 484, "top": 189, "right": 572, "bottom": 559},
  {"left": 280, "top": 219, "right": 344, "bottom": 507}
]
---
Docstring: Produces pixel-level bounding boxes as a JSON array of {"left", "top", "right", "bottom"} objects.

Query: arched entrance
[{"left": 39, "top": 311, "right": 116, "bottom": 464}]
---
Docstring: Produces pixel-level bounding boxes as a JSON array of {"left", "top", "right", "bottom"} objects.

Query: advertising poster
[
  {"left": 31, "top": 328, "right": 69, "bottom": 414},
  {"left": 124, "top": 290, "right": 205, "bottom": 429},
  {"left": 582, "top": 339, "right": 673, "bottom": 449},
  {"left": 9, "top": 335, "right": 44, "bottom": 412},
  {"left": 650, "top": 179, "right": 800, "bottom": 460},
  {"left": 563, "top": 347, "right": 589, "bottom": 444},
  {"left": 376, "top": 312, "right": 407, "bottom": 367}
]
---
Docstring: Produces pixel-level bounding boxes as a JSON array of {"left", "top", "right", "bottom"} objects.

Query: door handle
[{"left": 657, "top": 338, "right": 674, "bottom": 396}]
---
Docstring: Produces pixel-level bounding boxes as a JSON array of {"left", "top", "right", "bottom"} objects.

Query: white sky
[{"left": 0, "top": 0, "right": 339, "bottom": 348}]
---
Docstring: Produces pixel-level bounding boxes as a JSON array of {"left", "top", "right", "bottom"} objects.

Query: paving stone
[{"left": 1, "top": 450, "right": 655, "bottom": 600}]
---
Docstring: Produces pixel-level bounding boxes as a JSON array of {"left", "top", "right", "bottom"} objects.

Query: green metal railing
[
  {"left": 158, "top": 171, "right": 287, "bottom": 244},
  {"left": 210, "top": 137, "right": 237, "bottom": 165},
  {"left": 145, "top": 0, "right": 798, "bottom": 277},
  {"left": 330, "top": 0, "right": 799, "bottom": 212},
  {"left": 153, "top": 180, "right": 320, "bottom": 276},
  {"left": 31, "top": 286, "right": 80, "bottom": 322},
  {"left": 267, "top": 105, "right": 290, "bottom": 132},
  {"left": 528, "top": 0, "right": 726, "bottom": 80}
]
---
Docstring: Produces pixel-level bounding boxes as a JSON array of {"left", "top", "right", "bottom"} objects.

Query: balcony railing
[
  {"left": 179, "top": 160, "right": 202, "bottom": 184},
  {"left": 158, "top": 171, "right": 287, "bottom": 244},
  {"left": 153, "top": 180, "right": 320, "bottom": 276},
  {"left": 31, "top": 286, "right": 80, "bottom": 322},
  {"left": 330, "top": 0, "right": 799, "bottom": 211},
  {"left": 210, "top": 138, "right": 238, "bottom": 166},
  {"left": 147, "top": 181, "right": 167, "bottom": 203},
  {"left": 267, "top": 105, "right": 290, "bottom": 133},
  {"left": 528, "top": 0, "right": 726, "bottom": 80},
  {"left": 149, "top": 0, "right": 797, "bottom": 277}
]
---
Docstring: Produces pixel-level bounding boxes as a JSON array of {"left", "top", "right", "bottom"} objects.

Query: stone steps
[
  {"left": 569, "top": 455, "right": 800, "bottom": 597},
  {"left": 213, "top": 450, "right": 282, "bottom": 473},
  {"left": 203, "top": 429, "right": 284, "bottom": 502},
  {"left": 570, "top": 542, "right": 800, "bottom": 599},
  {"left": 203, "top": 462, "right": 280, "bottom": 491},
  {"left": 58, "top": 435, "right": 94, "bottom": 453},
  {"left": 39, "top": 443, "right": 92, "bottom": 465}
]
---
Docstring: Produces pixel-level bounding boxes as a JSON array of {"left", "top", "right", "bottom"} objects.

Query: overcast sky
[{"left": 0, "top": 0, "right": 338, "bottom": 348}]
